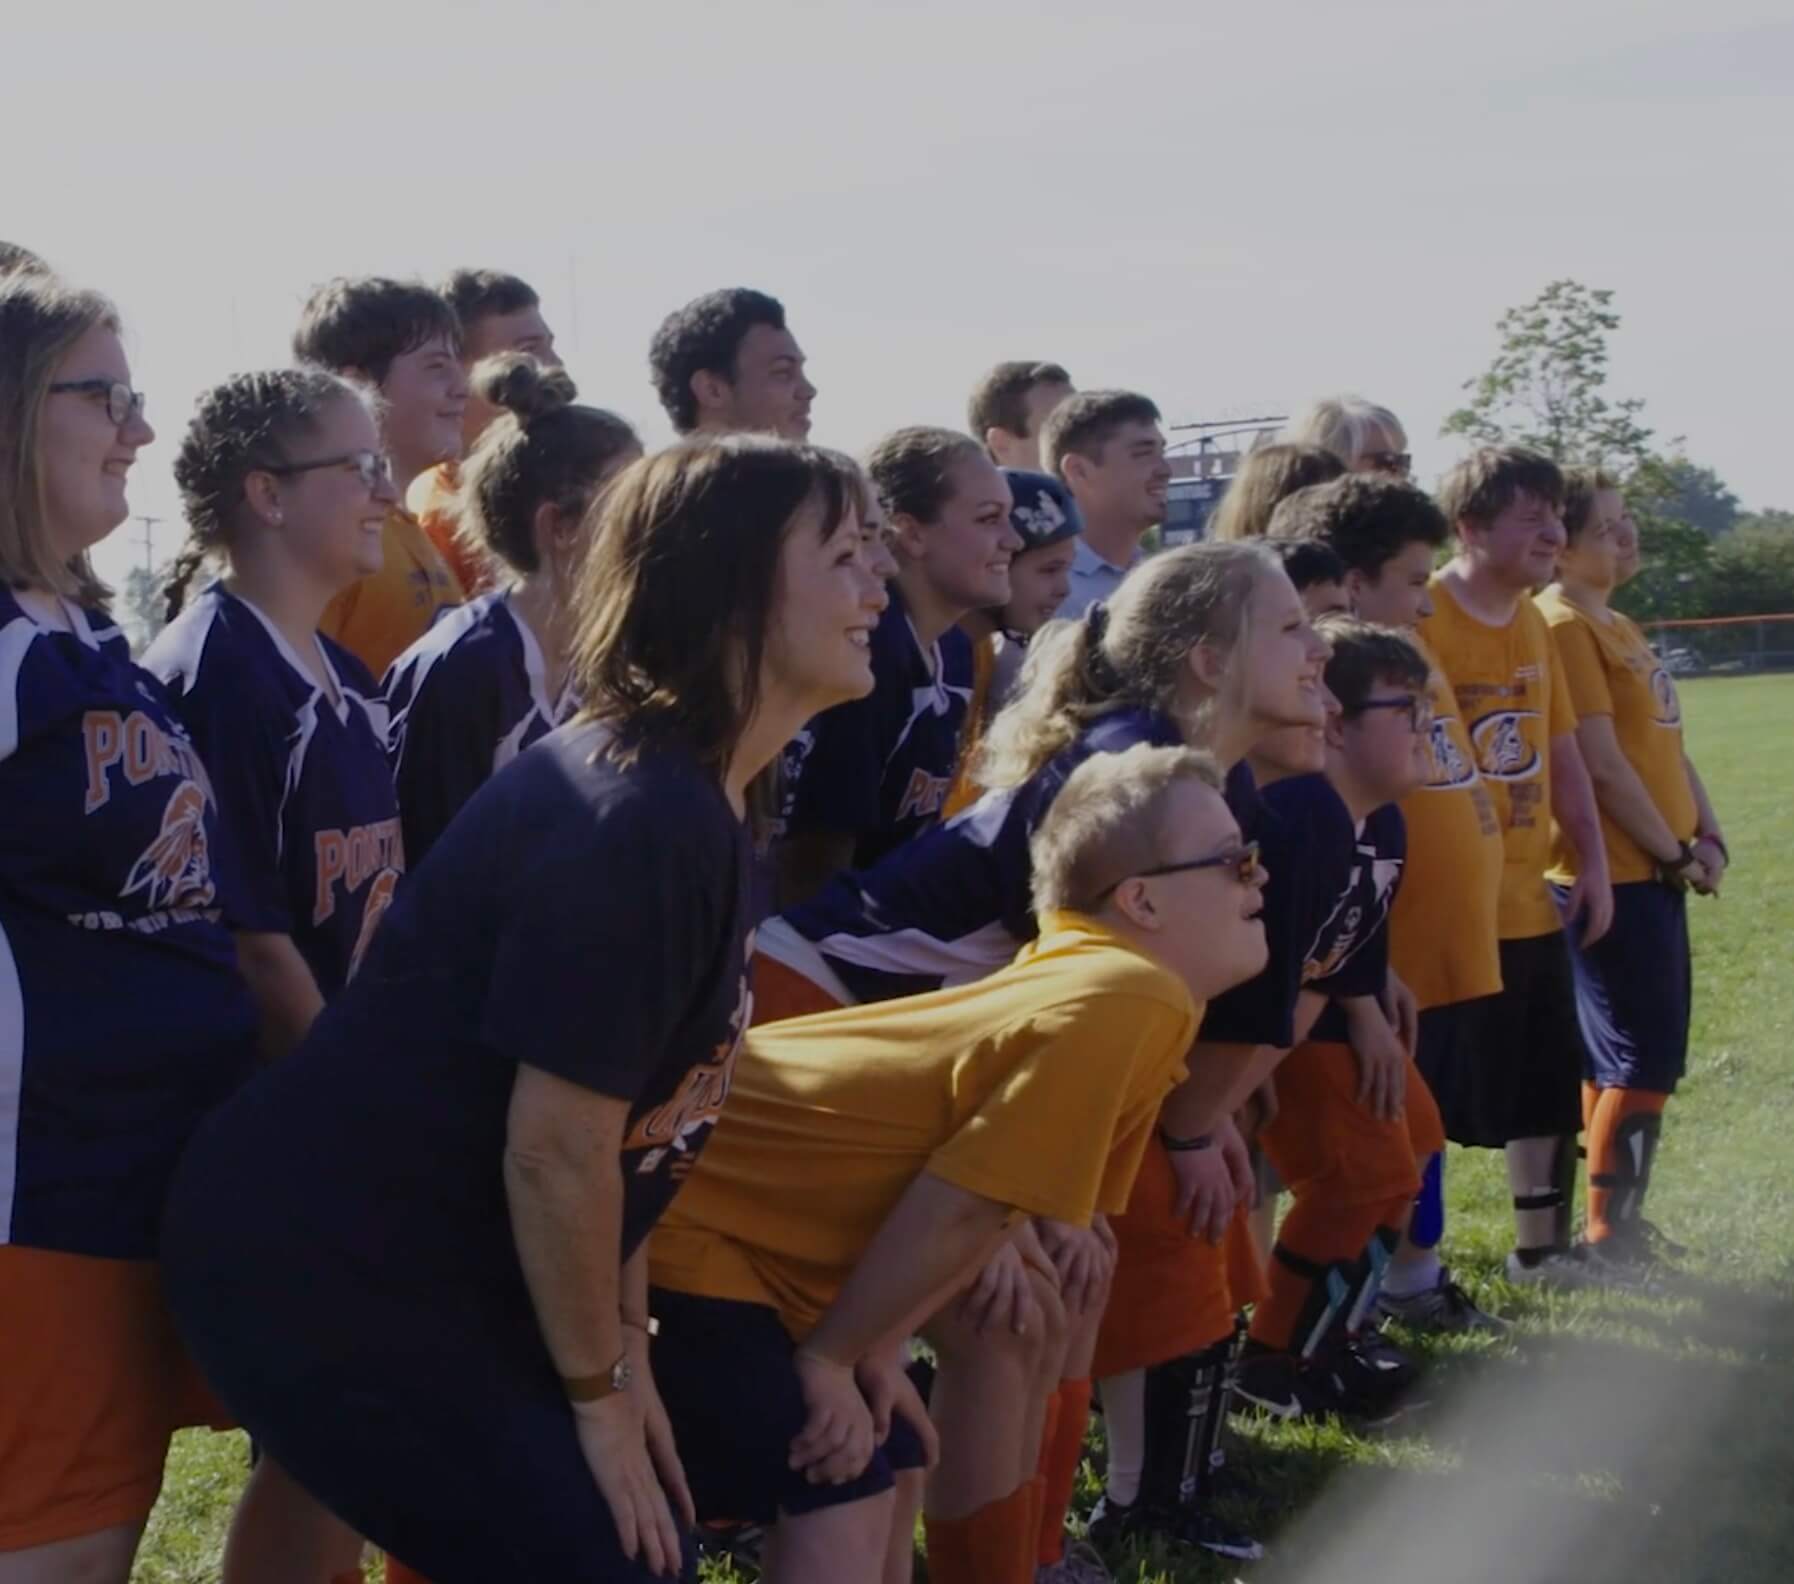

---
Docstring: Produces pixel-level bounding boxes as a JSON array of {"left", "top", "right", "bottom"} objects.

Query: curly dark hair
[
  {"left": 164, "top": 368, "right": 371, "bottom": 620},
  {"left": 1267, "top": 474, "right": 1448, "bottom": 576},
  {"left": 865, "top": 426, "right": 986, "bottom": 524},
  {"left": 647, "top": 288, "right": 787, "bottom": 433},
  {"left": 458, "top": 353, "right": 638, "bottom": 576},
  {"left": 1265, "top": 534, "right": 1347, "bottom": 593},
  {"left": 293, "top": 276, "right": 461, "bottom": 384}
]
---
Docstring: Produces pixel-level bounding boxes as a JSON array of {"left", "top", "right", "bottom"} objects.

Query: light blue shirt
[{"left": 1057, "top": 538, "right": 1142, "bottom": 619}]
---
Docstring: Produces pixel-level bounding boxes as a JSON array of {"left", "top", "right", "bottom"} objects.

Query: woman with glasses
[
  {"left": 0, "top": 276, "right": 260, "bottom": 1583},
  {"left": 1287, "top": 394, "right": 1413, "bottom": 479},
  {"left": 145, "top": 369, "right": 408, "bottom": 1584},
  {"left": 383, "top": 353, "right": 640, "bottom": 866}
]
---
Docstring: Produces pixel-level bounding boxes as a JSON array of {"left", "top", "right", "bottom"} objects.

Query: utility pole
[{"left": 134, "top": 516, "right": 162, "bottom": 576}]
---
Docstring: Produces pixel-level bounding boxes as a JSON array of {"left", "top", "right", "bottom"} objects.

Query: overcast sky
[{"left": 8, "top": 0, "right": 1790, "bottom": 590}]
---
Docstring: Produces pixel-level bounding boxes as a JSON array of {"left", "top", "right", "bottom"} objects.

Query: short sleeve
[
  {"left": 783, "top": 689, "right": 892, "bottom": 838},
  {"left": 177, "top": 674, "right": 294, "bottom": 934},
  {"left": 479, "top": 775, "right": 733, "bottom": 1095},
  {"left": 1198, "top": 797, "right": 1306, "bottom": 1047},
  {"left": 929, "top": 993, "right": 1192, "bottom": 1223},
  {"left": 1549, "top": 617, "right": 1612, "bottom": 722},
  {"left": 387, "top": 654, "right": 501, "bottom": 868}
]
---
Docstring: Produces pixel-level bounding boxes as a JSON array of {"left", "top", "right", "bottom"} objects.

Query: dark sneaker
[
  {"left": 694, "top": 1519, "right": 766, "bottom": 1570},
  {"left": 1378, "top": 1268, "right": 1509, "bottom": 1333},
  {"left": 1574, "top": 1238, "right": 1666, "bottom": 1294},
  {"left": 1505, "top": 1246, "right": 1599, "bottom": 1291},
  {"left": 1233, "top": 1348, "right": 1312, "bottom": 1420},
  {"left": 1037, "top": 1538, "right": 1114, "bottom": 1582},
  {"left": 1336, "top": 1329, "right": 1421, "bottom": 1404},
  {"left": 1086, "top": 1494, "right": 1264, "bottom": 1565}
]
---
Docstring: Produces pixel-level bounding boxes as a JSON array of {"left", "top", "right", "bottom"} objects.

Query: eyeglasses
[
  {"left": 49, "top": 379, "right": 146, "bottom": 427},
  {"left": 262, "top": 450, "right": 394, "bottom": 493},
  {"left": 1350, "top": 695, "right": 1435, "bottom": 733},
  {"left": 1362, "top": 451, "right": 1412, "bottom": 477},
  {"left": 1087, "top": 840, "right": 1263, "bottom": 906}
]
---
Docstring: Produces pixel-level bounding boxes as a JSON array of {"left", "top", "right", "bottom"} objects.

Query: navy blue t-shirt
[
  {"left": 146, "top": 585, "right": 405, "bottom": 995},
  {"left": 170, "top": 724, "right": 754, "bottom": 1326},
  {"left": 1305, "top": 799, "right": 1406, "bottom": 1043},
  {"left": 0, "top": 590, "right": 257, "bottom": 1257},
  {"left": 781, "top": 707, "right": 1254, "bottom": 1004},
  {"left": 1196, "top": 772, "right": 1352, "bottom": 1050},
  {"left": 384, "top": 591, "right": 578, "bottom": 866},
  {"left": 780, "top": 585, "right": 973, "bottom": 867}
]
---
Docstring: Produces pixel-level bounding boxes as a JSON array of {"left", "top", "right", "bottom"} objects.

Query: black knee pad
[{"left": 1138, "top": 1333, "right": 1235, "bottom": 1513}]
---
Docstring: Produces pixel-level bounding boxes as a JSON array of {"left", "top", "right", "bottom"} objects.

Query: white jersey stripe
[
  {"left": 0, "top": 617, "right": 39, "bottom": 765},
  {"left": 0, "top": 919, "right": 24, "bottom": 1242}
]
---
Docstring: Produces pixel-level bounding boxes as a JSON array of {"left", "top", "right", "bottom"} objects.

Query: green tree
[
  {"left": 1641, "top": 457, "right": 1741, "bottom": 539},
  {"left": 1709, "top": 520, "right": 1794, "bottom": 617},
  {"left": 121, "top": 563, "right": 168, "bottom": 656},
  {"left": 1443, "top": 279, "right": 1654, "bottom": 467}
]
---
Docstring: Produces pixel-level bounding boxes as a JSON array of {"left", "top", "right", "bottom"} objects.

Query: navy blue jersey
[
  {"left": 1196, "top": 773, "right": 1354, "bottom": 1050},
  {"left": 145, "top": 585, "right": 404, "bottom": 996},
  {"left": 0, "top": 590, "right": 258, "bottom": 1257},
  {"left": 165, "top": 724, "right": 754, "bottom": 1335},
  {"left": 775, "top": 707, "right": 1254, "bottom": 1004},
  {"left": 1305, "top": 799, "right": 1406, "bottom": 1043},
  {"left": 781, "top": 585, "right": 974, "bottom": 867},
  {"left": 384, "top": 591, "right": 578, "bottom": 866}
]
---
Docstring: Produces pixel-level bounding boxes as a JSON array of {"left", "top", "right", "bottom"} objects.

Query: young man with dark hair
[
  {"left": 1279, "top": 474, "right": 1507, "bottom": 1328},
  {"left": 648, "top": 287, "right": 814, "bottom": 439},
  {"left": 1040, "top": 391, "right": 1171, "bottom": 619},
  {"left": 408, "top": 269, "right": 562, "bottom": 593},
  {"left": 967, "top": 361, "right": 1075, "bottom": 470},
  {"left": 1419, "top": 447, "right": 1614, "bottom": 1286},
  {"left": 1538, "top": 470, "right": 1725, "bottom": 1272},
  {"left": 295, "top": 277, "right": 468, "bottom": 676},
  {"left": 1264, "top": 532, "right": 1350, "bottom": 616}
]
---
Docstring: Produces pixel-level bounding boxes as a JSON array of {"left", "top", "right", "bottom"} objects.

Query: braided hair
[{"left": 164, "top": 368, "right": 371, "bottom": 621}]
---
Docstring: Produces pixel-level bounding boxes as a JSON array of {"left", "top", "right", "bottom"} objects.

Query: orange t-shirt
[
  {"left": 406, "top": 462, "right": 495, "bottom": 598},
  {"left": 320, "top": 505, "right": 464, "bottom": 680},
  {"left": 1387, "top": 635, "right": 1505, "bottom": 1009},
  {"left": 1418, "top": 578, "right": 1577, "bottom": 941},
  {"left": 1536, "top": 587, "right": 1698, "bottom": 885}
]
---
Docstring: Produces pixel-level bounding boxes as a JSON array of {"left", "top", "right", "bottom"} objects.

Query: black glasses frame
[
  {"left": 1348, "top": 694, "right": 1434, "bottom": 733},
  {"left": 261, "top": 450, "right": 394, "bottom": 493},
  {"left": 1087, "top": 840, "right": 1263, "bottom": 908},
  {"left": 49, "top": 379, "right": 145, "bottom": 427}
]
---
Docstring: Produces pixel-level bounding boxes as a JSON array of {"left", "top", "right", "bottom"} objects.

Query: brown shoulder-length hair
[
  {"left": 572, "top": 435, "right": 862, "bottom": 775},
  {"left": 0, "top": 273, "right": 122, "bottom": 607}
]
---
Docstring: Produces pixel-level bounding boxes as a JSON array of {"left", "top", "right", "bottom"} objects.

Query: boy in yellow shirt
[
  {"left": 649, "top": 743, "right": 1270, "bottom": 1584},
  {"left": 1537, "top": 468, "right": 1727, "bottom": 1269},
  {"left": 1418, "top": 447, "right": 1614, "bottom": 1287},
  {"left": 295, "top": 276, "right": 467, "bottom": 677}
]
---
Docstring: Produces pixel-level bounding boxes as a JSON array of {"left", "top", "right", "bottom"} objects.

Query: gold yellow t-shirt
[
  {"left": 406, "top": 462, "right": 495, "bottom": 598},
  {"left": 1387, "top": 635, "right": 1505, "bottom": 1009},
  {"left": 942, "top": 631, "right": 998, "bottom": 819},
  {"left": 320, "top": 506, "right": 464, "bottom": 680},
  {"left": 1536, "top": 587, "right": 1697, "bottom": 885},
  {"left": 650, "top": 912, "right": 1199, "bottom": 1339},
  {"left": 1418, "top": 579, "right": 1576, "bottom": 941}
]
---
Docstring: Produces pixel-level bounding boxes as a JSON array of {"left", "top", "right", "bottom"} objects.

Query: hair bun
[{"left": 473, "top": 351, "right": 578, "bottom": 423}]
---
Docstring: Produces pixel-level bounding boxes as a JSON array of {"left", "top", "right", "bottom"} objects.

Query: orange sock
[
  {"left": 1035, "top": 1379, "right": 1091, "bottom": 1565},
  {"left": 924, "top": 1482, "right": 1036, "bottom": 1584},
  {"left": 384, "top": 1561, "right": 432, "bottom": 1584},
  {"left": 1586, "top": 1087, "right": 1669, "bottom": 1243},
  {"left": 1247, "top": 1189, "right": 1408, "bottom": 1351}
]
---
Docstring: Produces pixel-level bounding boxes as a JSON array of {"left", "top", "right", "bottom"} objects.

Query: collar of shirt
[{"left": 1071, "top": 537, "right": 1141, "bottom": 582}]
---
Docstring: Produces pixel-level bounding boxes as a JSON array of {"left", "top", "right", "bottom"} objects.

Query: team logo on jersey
[
  {"left": 347, "top": 867, "right": 400, "bottom": 980},
  {"left": 1648, "top": 664, "right": 1683, "bottom": 727},
  {"left": 1422, "top": 718, "right": 1478, "bottom": 790},
  {"left": 120, "top": 780, "right": 216, "bottom": 911},
  {"left": 626, "top": 940, "right": 755, "bottom": 1179},
  {"left": 1302, "top": 852, "right": 1403, "bottom": 983},
  {"left": 896, "top": 767, "right": 953, "bottom": 823},
  {"left": 312, "top": 819, "right": 406, "bottom": 925},
  {"left": 1468, "top": 709, "right": 1541, "bottom": 781}
]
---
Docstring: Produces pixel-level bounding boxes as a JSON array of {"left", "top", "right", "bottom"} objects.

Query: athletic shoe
[
  {"left": 1378, "top": 1268, "right": 1509, "bottom": 1333},
  {"left": 694, "top": 1519, "right": 766, "bottom": 1570},
  {"left": 1037, "top": 1539, "right": 1113, "bottom": 1582},
  {"left": 1337, "top": 1329, "right": 1421, "bottom": 1402},
  {"left": 1233, "top": 1348, "right": 1318, "bottom": 1420},
  {"left": 1085, "top": 1495, "right": 1264, "bottom": 1564},
  {"left": 1505, "top": 1246, "right": 1598, "bottom": 1290},
  {"left": 1573, "top": 1238, "right": 1667, "bottom": 1294}
]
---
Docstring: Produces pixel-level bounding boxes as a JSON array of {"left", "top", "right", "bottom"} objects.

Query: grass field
[{"left": 133, "top": 674, "right": 1794, "bottom": 1584}]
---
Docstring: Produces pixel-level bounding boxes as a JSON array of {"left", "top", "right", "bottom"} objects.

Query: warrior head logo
[
  {"left": 121, "top": 780, "right": 216, "bottom": 911},
  {"left": 1649, "top": 664, "right": 1682, "bottom": 727},
  {"left": 348, "top": 867, "right": 400, "bottom": 980},
  {"left": 1469, "top": 710, "right": 1541, "bottom": 781},
  {"left": 1424, "top": 719, "right": 1477, "bottom": 789}
]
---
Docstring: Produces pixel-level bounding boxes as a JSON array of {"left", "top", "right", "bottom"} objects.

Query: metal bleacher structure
[{"left": 1159, "top": 415, "right": 1285, "bottom": 545}]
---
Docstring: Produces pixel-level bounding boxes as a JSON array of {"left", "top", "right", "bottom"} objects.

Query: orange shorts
[
  {"left": 0, "top": 1245, "right": 223, "bottom": 1551},
  {"left": 750, "top": 954, "right": 846, "bottom": 1027},
  {"left": 1092, "top": 1137, "right": 1265, "bottom": 1378},
  {"left": 1258, "top": 1042, "right": 1445, "bottom": 1206}
]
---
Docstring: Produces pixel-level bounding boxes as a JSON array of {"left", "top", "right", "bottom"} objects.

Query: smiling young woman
[{"left": 0, "top": 274, "right": 261, "bottom": 1584}]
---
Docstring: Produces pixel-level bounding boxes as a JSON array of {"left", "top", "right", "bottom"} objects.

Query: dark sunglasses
[
  {"left": 263, "top": 450, "right": 394, "bottom": 493},
  {"left": 1362, "top": 450, "right": 1412, "bottom": 476},
  {"left": 1089, "top": 840, "right": 1263, "bottom": 906},
  {"left": 49, "top": 378, "right": 146, "bottom": 427},
  {"left": 1350, "top": 694, "right": 1435, "bottom": 733}
]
